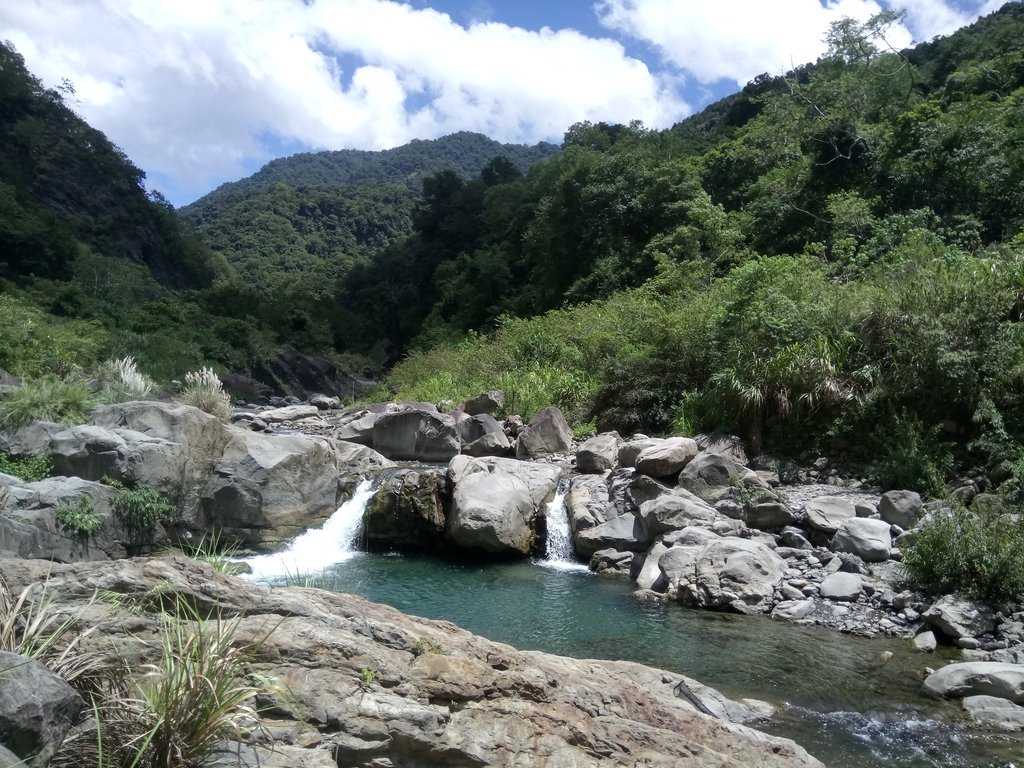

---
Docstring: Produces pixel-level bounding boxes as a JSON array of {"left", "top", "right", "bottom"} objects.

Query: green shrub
[
  {"left": 0, "top": 375, "right": 93, "bottom": 431},
  {"left": 176, "top": 367, "right": 230, "bottom": 421},
  {"left": 95, "top": 356, "right": 155, "bottom": 404},
  {"left": 0, "top": 451, "right": 53, "bottom": 482},
  {"left": 112, "top": 487, "right": 173, "bottom": 542},
  {"left": 868, "top": 415, "right": 953, "bottom": 496},
  {"left": 55, "top": 496, "right": 101, "bottom": 536},
  {"left": 900, "top": 502, "right": 1024, "bottom": 602}
]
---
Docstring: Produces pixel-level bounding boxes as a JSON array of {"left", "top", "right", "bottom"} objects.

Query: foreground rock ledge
[{"left": 0, "top": 557, "right": 823, "bottom": 768}]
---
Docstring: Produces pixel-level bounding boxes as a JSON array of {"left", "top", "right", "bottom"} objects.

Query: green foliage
[
  {"left": 176, "top": 367, "right": 231, "bottom": 421},
  {"left": 112, "top": 487, "right": 173, "bottom": 543},
  {"left": 412, "top": 638, "right": 444, "bottom": 656},
  {"left": 0, "top": 292, "right": 107, "bottom": 378},
  {"left": 900, "top": 502, "right": 1024, "bottom": 602},
  {"left": 95, "top": 356, "right": 155, "bottom": 404},
  {"left": 867, "top": 415, "right": 953, "bottom": 495},
  {"left": 181, "top": 532, "right": 244, "bottom": 577},
  {"left": 0, "top": 375, "right": 92, "bottom": 430},
  {"left": 0, "top": 451, "right": 52, "bottom": 482},
  {"left": 55, "top": 496, "right": 102, "bottom": 536},
  {"left": 359, "top": 667, "right": 376, "bottom": 687}
]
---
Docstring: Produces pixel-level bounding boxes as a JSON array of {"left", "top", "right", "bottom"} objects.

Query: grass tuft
[{"left": 175, "top": 367, "right": 230, "bottom": 422}]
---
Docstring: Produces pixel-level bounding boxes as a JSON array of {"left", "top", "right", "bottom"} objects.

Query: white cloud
[{"left": 0, "top": 0, "right": 688, "bottom": 204}]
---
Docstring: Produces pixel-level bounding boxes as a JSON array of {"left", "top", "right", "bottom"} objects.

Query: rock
[
  {"left": 635, "top": 438, "right": 699, "bottom": 478},
  {"left": 456, "top": 413, "right": 505, "bottom": 445},
  {"left": 446, "top": 456, "right": 560, "bottom": 555},
  {"left": 679, "top": 452, "right": 764, "bottom": 502},
  {"left": 780, "top": 527, "right": 812, "bottom": 550},
  {"left": 364, "top": 469, "right": 447, "bottom": 551},
  {"left": 772, "top": 599, "right": 815, "bottom": 621},
  {"left": 332, "top": 410, "right": 378, "bottom": 446},
  {"left": 745, "top": 502, "right": 797, "bottom": 530},
  {"left": 249, "top": 347, "right": 373, "bottom": 402},
  {"left": 373, "top": 407, "right": 460, "bottom": 463},
  {"left": 635, "top": 542, "right": 671, "bottom": 590},
  {"left": 913, "top": 631, "right": 938, "bottom": 653},
  {"left": 0, "top": 650, "right": 83, "bottom": 767},
  {"left": 924, "top": 595, "right": 997, "bottom": 639},
  {"left": 566, "top": 474, "right": 616, "bottom": 533},
  {"left": 831, "top": 518, "right": 892, "bottom": 563},
  {"left": 677, "top": 538, "right": 786, "bottom": 614},
  {"left": 639, "top": 493, "right": 720, "bottom": 539},
  {"left": 617, "top": 438, "right": 661, "bottom": 468},
  {"left": 803, "top": 497, "right": 857, "bottom": 535},
  {"left": 819, "top": 572, "right": 862, "bottom": 602},
  {"left": 462, "top": 430, "right": 512, "bottom": 457},
  {"left": 878, "top": 490, "right": 923, "bottom": 529},
  {"left": 658, "top": 543, "right": 705, "bottom": 591},
  {"left": 462, "top": 390, "right": 504, "bottom": 416},
  {"left": 576, "top": 432, "right": 620, "bottom": 474},
  {"left": 694, "top": 433, "right": 748, "bottom": 466},
  {"left": 925, "top": 662, "right": 1024, "bottom": 703},
  {"left": 589, "top": 548, "right": 637, "bottom": 577},
  {"left": 962, "top": 695, "right": 1024, "bottom": 730},
  {"left": 260, "top": 404, "right": 321, "bottom": 423},
  {"left": 515, "top": 407, "right": 573, "bottom": 458},
  {"left": 309, "top": 394, "right": 340, "bottom": 411},
  {"left": 575, "top": 514, "right": 647, "bottom": 559}
]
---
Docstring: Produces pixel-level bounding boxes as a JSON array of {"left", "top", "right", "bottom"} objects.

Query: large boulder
[
  {"left": 260, "top": 404, "right": 321, "bottom": 423},
  {"left": 819, "top": 572, "right": 863, "bottom": 602},
  {"left": 332, "top": 409, "right": 378, "bottom": 446},
  {"left": 803, "top": 497, "right": 857, "bottom": 535},
  {"left": 566, "top": 474, "right": 617, "bottom": 533},
  {"left": 962, "top": 695, "right": 1024, "bottom": 730},
  {"left": 364, "top": 468, "right": 447, "bottom": 551},
  {"left": 634, "top": 438, "right": 698, "bottom": 478},
  {"left": 446, "top": 456, "right": 561, "bottom": 555},
  {"left": 575, "top": 432, "right": 620, "bottom": 474},
  {"left": 925, "top": 662, "right": 1024, "bottom": 703},
  {"left": 373, "top": 408, "right": 460, "bottom": 463},
  {"left": 831, "top": 518, "right": 891, "bottom": 563},
  {"left": 678, "top": 452, "right": 764, "bottom": 503},
  {"left": 458, "top": 414, "right": 512, "bottom": 457},
  {"left": 462, "top": 390, "right": 504, "bottom": 416},
  {"left": 924, "top": 595, "right": 997, "bottom": 639},
  {"left": 676, "top": 538, "right": 785, "bottom": 614},
  {"left": 638, "top": 493, "right": 720, "bottom": 539},
  {"left": 745, "top": 502, "right": 797, "bottom": 530},
  {"left": 575, "top": 513, "right": 647, "bottom": 559},
  {"left": 515, "top": 407, "right": 572, "bottom": 458},
  {"left": 878, "top": 490, "right": 923, "bottom": 529},
  {"left": 0, "top": 650, "right": 83, "bottom": 767},
  {"left": 617, "top": 437, "right": 661, "bottom": 468}
]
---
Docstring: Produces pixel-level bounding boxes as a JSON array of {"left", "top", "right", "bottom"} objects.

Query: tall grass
[
  {"left": 175, "top": 367, "right": 230, "bottom": 422},
  {"left": 96, "top": 357, "right": 155, "bottom": 404},
  {"left": 0, "top": 375, "right": 93, "bottom": 430}
]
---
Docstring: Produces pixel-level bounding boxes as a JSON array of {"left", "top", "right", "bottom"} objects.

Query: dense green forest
[{"left": 2, "top": 3, "right": 1024, "bottom": 493}]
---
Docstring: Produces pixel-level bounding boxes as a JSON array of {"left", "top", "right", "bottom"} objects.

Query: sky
[{"left": 0, "top": 0, "right": 1008, "bottom": 206}]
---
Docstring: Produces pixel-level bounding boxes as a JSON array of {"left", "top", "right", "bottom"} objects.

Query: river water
[{"left": 242, "top": 489, "right": 1023, "bottom": 767}]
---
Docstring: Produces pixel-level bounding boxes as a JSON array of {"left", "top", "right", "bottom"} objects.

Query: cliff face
[{"left": 0, "top": 555, "right": 824, "bottom": 767}]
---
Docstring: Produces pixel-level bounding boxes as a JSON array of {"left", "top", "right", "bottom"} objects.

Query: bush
[
  {"left": 900, "top": 502, "right": 1024, "bottom": 602},
  {"left": 176, "top": 367, "right": 230, "bottom": 421},
  {"left": 867, "top": 414, "right": 953, "bottom": 496},
  {"left": 95, "top": 356, "right": 155, "bottom": 404},
  {"left": 0, "top": 451, "right": 53, "bottom": 482},
  {"left": 0, "top": 375, "right": 93, "bottom": 430},
  {"left": 55, "top": 496, "right": 102, "bottom": 536},
  {"left": 112, "top": 487, "right": 173, "bottom": 543}
]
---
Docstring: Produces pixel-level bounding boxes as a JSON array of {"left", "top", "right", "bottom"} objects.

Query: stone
[
  {"left": 962, "top": 695, "right": 1024, "bottom": 730},
  {"left": 617, "top": 438, "right": 661, "bottom": 468},
  {"left": 634, "top": 438, "right": 699, "bottom": 478},
  {"left": 781, "top": 527, "right": 812, "bottom": 549},
  {"left": 635, "top": 542, "right": 671, "bottom": 590},
  {"left": 819, "top": 572, "right": 862, "bottom": 602},
  {"left": 363, "top": 468, "right": 447, "bottom": 551},
  {"left": 462, "top": 390, "right": 504, "bottom": 416},
  {"left": 566, "top": 474, "right": 616, "bottom": 533},
  {"left": 462, "top": 430, "right": 512, "bottom": 457},
  {"left": 913, "top": 631, "right": 938, "bottom": 653},
  {"left": 638, "top": 493, "right": 719, "bottom": 539},
  {"left": 878, "top": 490, "right": 923, "bottom": 529},
  {"left": 746, "top": 502, "right": 797, "bottom": 530},
  {"left": 515, "top": 407, "right": 573, "bottom": 458},
  {"left": 0, "top": 650, "right": 83, "bottom": 767},
  {"left": 831, "top": 518, "right": 892, "bottom": 563},
  {"left": 924, "top": 595, "right": 997, "bottom": 639},
  {"left": 678, "top": 538, "right": 786, "bottom": 614},
  {"left": 260, "top": 404, "right": 321, "bottom": 423},
  {"left": 576, "top": 432, "right": 620, "bottom": 474},
  {"left": 772, "top": 599, "right": 815, "bottom": 621},
  {"left": 309, "top": 394, "right": 340, "bottom": 410},
  {"left": 589, "top": 548, "right": 637, "bottom": 577},
  {"left": 456, "top": 413, "right": 505, "bottom": 445},
  {"left": 925, "top": 662, "right": 1024, "bottom": 703},
  {"left": 693, "top": 433, "right": 748, "bottom": 466},
  {"left": 658, "top": 544, "right": 704, "bottom": 590},
  {"left": 332, "top": 410, "right": 378, "bottom": 446},
  {"left": 803, "top": 497, "right": 857, "bottom": 535},
  {"left": 575, "top": 514, "right": 647, "bottom": 559},
  {"left": 0, "top": 556, "right": 827, "bottom": 768},
  {"left": 373, "top": 407, "right": 460, "bottom": 463}
]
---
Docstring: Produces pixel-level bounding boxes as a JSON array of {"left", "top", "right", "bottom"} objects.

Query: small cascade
[
  {"left": 241, "top": 478, "right": 375, "bottom": 580},
  {"left": 541, "top": 480, "right": 588, "bottom": 571}
]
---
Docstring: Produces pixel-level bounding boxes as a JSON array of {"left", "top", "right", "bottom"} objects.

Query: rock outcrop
[{"left": 0, "top": 557, "right": 823, "bottom": 768}]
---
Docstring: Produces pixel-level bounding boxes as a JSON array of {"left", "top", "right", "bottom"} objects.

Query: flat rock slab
[
  {"left": 924, "top": 595, "right": 997, "bottom": 639},
  {"left": 925, "top": 662, "right": 1024, "bottom": 703},
  {"left": 831, "top": 518, "right": 891, "bottom": 562},
  {"left": 260, "top": 405, "right": 321, "bottom": 423},
  {"left": 819, "top": 572, "right": 862, "bottom": 602},
  {"left": 803, "top": 497, "right": 857, "bottom": 535},
  {"left": 963, "top": 695, "right": 1024, "bottom": 730}
]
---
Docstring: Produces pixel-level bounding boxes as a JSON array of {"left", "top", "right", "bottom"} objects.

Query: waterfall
[
  {"left": 541, "top": 480, "right": 587, "bottom": 571},
  {"left": 241, "top": 478, "right": 375, "bottom": 580}
]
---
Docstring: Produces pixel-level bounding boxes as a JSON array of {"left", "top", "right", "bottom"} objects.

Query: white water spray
[
  {"left": 541, "top": 480, "right": 588, "bottom": 571},
  {"left": 241, "top": 478, "right": 374, "bottom": 580}
]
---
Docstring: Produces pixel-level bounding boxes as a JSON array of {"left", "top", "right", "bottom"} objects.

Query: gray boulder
[
  {"left": 677, "top": 538, "right": 785, "bottom": 613},
  {"left": 924, "top": 595, "right": 997, "bottom": 639},
  {"left": 457, "top": 413, "right": 505, "bottom": 445},
  {"left": 679, "top": 452, "right": 765, "bottom": 502},
  {"left": 745, "top": 502, "right": 797, "bottom": 530},
  {"left": 879, "top": 490, "right": 923, "bottom": 529},
  {"left": 566, "top": 474, "right": 616, "bottom": 533},
  {"left": 364, "top": 468, "right": 447, "bottom": 550},
  {"left": 694, "top": 433, "right": 748, "bottom": 466},
  {"left": 913, "top": 631, "right": 938, "bottom": 653},
  {"left": 462, "top": 431, "right": 512, "bottom": 457},
  {"left": 575, "top": 514, "right": 646, "bottom": 559},
  {"left": 617, "top": 438, "right": 661, "bottom": 468},
  {"left": 260, "top": 404, "right": 320, "bottom": 423},
  {"left": 803, "top": 497, "right": 857, "bottom": 535},
  {"left": 463, "top": 390, "right": 504, "bottom": 416},
  {"left": 0, "top": 650, "right": 83, "bottom": 767},
  {"left": 925, "top": 662, "right": 1024, "bottom": 703},
  {"left": 332, "top": 410, "right": 378, "bottom": 446},
  {"left": 635, "top": 542, "right": 671, "bottom": 590},
  {"left": 962, "top": 695, "right": 1024, "bottom": 730},
  {"left": 515, "top": 407, "right": 573, "bottom": 458},
  {"left": 575, "top": 433, "right": 620, "bottom": 474},
  {"left": 639, "top": 493, "right": 719, "bottom": 538},
  {"left": 373, "top": 407, "right": 460, "bottom": 463},
  {"left": 831, "top": 518, "right": 892, "bottom": 562},
  {"left": 772, "top": 599, "right": 815, "bottom": 621},
  {"left": 819, "top": 572, "right": 862, "bottom": 602},
  {"left": 634, "top": 438, "right": 698, "bottom": 478},
  {"left": 589, "top": 548, "right": 637, "bottom": 577},
  {"left": 309, "top": 394, "right": 340, "bottom": 410}
]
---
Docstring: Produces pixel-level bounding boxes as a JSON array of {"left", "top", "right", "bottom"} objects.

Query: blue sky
[{"left": 0, "top": 0, "right": 1007, "bottom": 206}]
